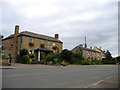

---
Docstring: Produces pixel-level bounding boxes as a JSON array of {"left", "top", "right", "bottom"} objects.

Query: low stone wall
[{"left": 1, "top": 59, "right": 9, "bottom": 66}]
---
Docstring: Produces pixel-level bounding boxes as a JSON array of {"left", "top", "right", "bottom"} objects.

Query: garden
[{"left": 15, "top": 48, "right": 117, "bottom": 66}]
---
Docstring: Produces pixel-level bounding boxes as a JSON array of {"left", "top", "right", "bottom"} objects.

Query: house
[
  {"left": 93, "top": 46, "right": 106, "bottom": 60},
  {"left": 2, "top": 25, "right": 63, "bottom": 62},
  {"left": 72, "top": 44, "right": 103, "bottom": 60}
]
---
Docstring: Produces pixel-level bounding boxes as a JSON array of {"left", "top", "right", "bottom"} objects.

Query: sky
[{"left": 1, "top": 0, "right": 119, "bottom": 57}]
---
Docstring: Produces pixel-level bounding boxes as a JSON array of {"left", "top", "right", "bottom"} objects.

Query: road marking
[
  {"left": 83, "top": 80, "right": 104, "bottom": 88},
  {"left": 83, "top": 74, "right": 118, "bottom": 88}
]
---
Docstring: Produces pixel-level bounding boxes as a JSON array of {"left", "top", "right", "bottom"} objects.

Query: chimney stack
[
  {"left": 85, "top": 43, "right": 87, "bottom": 48},
  {"left": 14, "top": 25, "right": 19, "bottom": 35},
  {"left": 90, "top": 46, "right": 92, "bottom": 49},
  {"left": 55, "top": 34, "right": 59, "bottom": 39},
  {"left": 14, "top": 25, "right": 19, "bottom": 59},
  {"left": 99, "top": 46, "right": 101, "bottom": 50}
]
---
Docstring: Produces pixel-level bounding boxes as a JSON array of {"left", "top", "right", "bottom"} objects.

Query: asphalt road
[{"left": 2, "top": 65, "right": 118, "bottom": 88}]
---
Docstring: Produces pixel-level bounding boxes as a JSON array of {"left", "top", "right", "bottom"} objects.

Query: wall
[
  {"left": 19, "top": 36, "right": 63, "bottom": 54},
  {"left": 2, "top": 38, "right": 16, "bottom": 59},
  {"left": 72, "top": 46, "right": 102, "bottom": 60}
]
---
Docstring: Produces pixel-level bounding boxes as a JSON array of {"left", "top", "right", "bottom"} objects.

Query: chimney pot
[
  {"left": 15, "top": 25, "right": 19, "bottom": 35},
  {"left": 90, "top": 47, "right": 92, "bottom": 49},
  {"left": 55, "top": 34, "right": 59, "bottom": 39}
]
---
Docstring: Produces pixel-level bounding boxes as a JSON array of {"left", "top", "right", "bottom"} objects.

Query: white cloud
[{"left": 2, "top": 0, "right": 118, "bottom": 57}]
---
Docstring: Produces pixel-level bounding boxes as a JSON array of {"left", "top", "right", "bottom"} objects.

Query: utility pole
[{"left": 85, "top": 36, "right": 87, "bottom": 62}]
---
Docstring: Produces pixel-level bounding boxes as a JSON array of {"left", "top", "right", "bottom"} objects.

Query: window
[
  {"left": 29, "top": 49, "right": 33, "bottom": 54},
  {"left": 53, "top": 43, "right": 55, "bottom": 46},
  {"left": 88, "top": 52, "right": 90, "bottom": 55},
  {"left": 76, "top": 50, "right": 79, "bottom": 53},
  {"left": 29, "top": 38, "right": 33, "bottom": 43},
  {"left": 94, "top": 53, "right": 96, "bottom": 56},
  {"left": 41, "top": 40, "right": 44, "bottom": 44},
  {"left": 98, "top": 54, "right": 100, "bottom": 57}
]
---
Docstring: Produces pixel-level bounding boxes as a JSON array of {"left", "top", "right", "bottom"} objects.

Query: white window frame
[
  {"left": 41, "top": 40, "right": 44, "bottom": 44},
  {"left": 53, "top": 43, "right": 55, "bottom": 46},
  {"left": 94, "top": 53, "right": 96, "bottom": 56},
  {"left": 29, "top": 38, "right": 33, "bottom": 43},
  {"left": 29, "top": 49, "right": 33, "bottom": 54},
  {"left": 88, "top": 52, "right": 90, "bottom": 56},
  {"left": 98, "top": 54, "right": 100, "bottom": 57}
]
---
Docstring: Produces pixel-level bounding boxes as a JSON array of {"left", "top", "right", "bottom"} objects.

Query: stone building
[
  {"left": 2, "top": 25, "right": 63, "bottom": 62},
  {"left": 72, "top": 45, "right": 103, "bottom": 60}
]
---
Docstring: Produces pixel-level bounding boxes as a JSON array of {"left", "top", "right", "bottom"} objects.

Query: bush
[
  {"left": 16, "top": 49, "right": 29, "bottom": 64},
  {"left": 70, "top": 53, "right": 84, "bottom": 64},
  {"left": 16, "top": 55, "right": 29, "bottom": 64},
  {"left": 91, "top": 60, "right": 102, "bottom": 65},
  {"left": 102, "top": 58, "right": 116, "bottom": 64},
  {"left": 20, "top": 48, "right": 29, "bottom": 56},
  {"left": 29, "top": 54, "right": 35, "bottom": 59},
  {"left": 2, "top": 55, "right": 6, "bottom": 59},
  {"left": 60, "top": 61, "right": 68, "bottom": 66},
  {"left": 60, "top": 49, "right": 73, "bottom": 63},
  {"left": 45, "top": 53, "right": 55, "bottom": 63},
  {"left": 81, "top": 60, "right": 90, "bottom": 65}
]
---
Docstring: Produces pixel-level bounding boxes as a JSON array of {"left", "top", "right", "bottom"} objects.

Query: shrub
[
  {"left": 81, "top": 60, "right": 90, "bottom": 65},
  {"left": 91, "top": 60, "right": 102, "bottom": 65},
  {"left": 70, "top": 53, "right": 84, "bottom": 64},
  {"left": 2, "top": 55, "right": 6, "bottom": 59},
  {"left": 45, "top": 53, "right": 55, "bottom": 63},
  {"left": 60, "top": 49, "right": 73, "bottom": 63},
  {"left": 16, "top": 55, "right": 29, "bottom": 64},
  {"left": 31, "top": 60, "right": 38, "bottom": 64},
  {"left": 29, "top": 54, "right": 35, "bottom": 59},
  {"left": 60, "top": 61, "right": 68, "bottom": 66},
  {"left": 20, "top": 48, "right": 29, "bottom": 56},
  {"left": 102, "top": 58, "right": 116, "bottom": 64},
  {"left": 116, "top": 56, "right": 120, "bottom": 62}
]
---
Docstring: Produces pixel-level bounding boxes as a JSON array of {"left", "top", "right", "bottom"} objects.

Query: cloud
[{"left": 2, "top": 0, "right": 118, "bottom": 57}]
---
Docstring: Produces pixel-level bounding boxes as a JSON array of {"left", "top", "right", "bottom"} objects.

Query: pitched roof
[
  {"left": 3, "top": 31, "right": 63, "bottom": 43},
  {"left": 94, "top": 46, "right": 103, "bottom": 52},
  {"left": 72, "top": 46, "right": 101, "bottom": 53},
  {"left": 2, "top": 34, "right": 14, "bottom": 40},
  {"left": 18, "top": 31, "right": 62, "bottom": 43}
]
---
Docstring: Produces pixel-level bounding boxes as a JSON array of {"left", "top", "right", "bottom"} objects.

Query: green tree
[
  {"left": 16, "top": 49, "right": 29, "bottom": 64},
  {"left": 20, "top": 48, "right": 29, "bottom": 56},
  {"left": 60, "top": 49, "right": 73, "bottom": 63},
  {"left": 116, "top": 56, "right": 120, "bottom": 62},
  {"left": 45, "top": 53, "right": 55, "bottom": 62},
  {"left": 105, "top": 50, "right": 113, "bottom": 60}
]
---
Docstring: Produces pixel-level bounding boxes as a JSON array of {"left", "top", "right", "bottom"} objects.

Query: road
[{"left": 2, "top": 65, "right": 118, "bottom": 88}]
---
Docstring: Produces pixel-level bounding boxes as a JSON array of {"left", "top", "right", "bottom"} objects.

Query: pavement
[
  {"left": 83, "top": 74, "right": 119, "bottom": 88},
  {"left": 1, "top": 63, "right": 119, "bottom": 88}
]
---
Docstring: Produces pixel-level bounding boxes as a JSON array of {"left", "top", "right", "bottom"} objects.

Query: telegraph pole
[{"left": 85, "top": 36, "right": 87, "bottom": 62}]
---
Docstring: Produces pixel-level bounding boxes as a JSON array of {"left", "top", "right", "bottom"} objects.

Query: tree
[
  {"left": 60, "top": 49, "right": 73, "bottom": 63},
  {"left": 16, "top": 48, "right": 29, "bottom": 64},
  {"left": 105, "top": 50, "right": 113, "bottom": 60},
  {"left": 116, "top": 56, "right": 120, "bottom": 62},
  {"left": 20, "top": 48, "right": 29, "bottom": 56},
  {"left": 102, "top": 50, "right": 116, "bottom": 64}
]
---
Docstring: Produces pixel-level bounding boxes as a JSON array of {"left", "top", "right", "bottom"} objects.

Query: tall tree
[{"left": 105, "top": 50, "right": 113, "bottom": 60}]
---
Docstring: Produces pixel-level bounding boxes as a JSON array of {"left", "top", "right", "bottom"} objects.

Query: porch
[{"left": 34, "top": 47, "right": 53, "bottom": 63}]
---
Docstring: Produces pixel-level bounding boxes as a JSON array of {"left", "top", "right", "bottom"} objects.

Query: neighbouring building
[
  {"left": 93, "top": 46, "right": 106, "bottom": 60},
  {"left": 2, "top": 25, "right": 63, "bottom": 62},
  {"left": 72, "top": 44, "right": 104, "bottom": 60}
]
